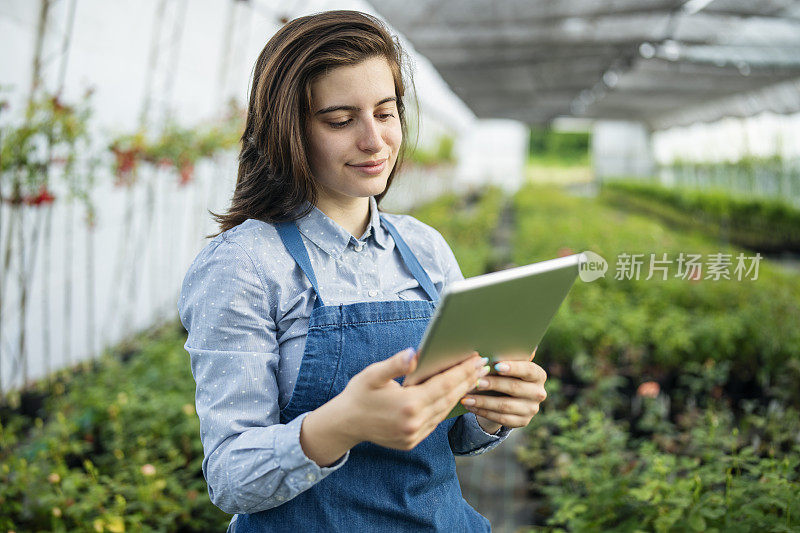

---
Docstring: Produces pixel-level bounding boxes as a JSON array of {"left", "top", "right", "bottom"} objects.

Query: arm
[{"left": 179, "top": 237, "right": 349, "bottom": 515}]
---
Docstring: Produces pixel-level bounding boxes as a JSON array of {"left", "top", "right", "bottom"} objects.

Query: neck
[{"left": 314, "top": 194, "right": 371, "bottom": 238}]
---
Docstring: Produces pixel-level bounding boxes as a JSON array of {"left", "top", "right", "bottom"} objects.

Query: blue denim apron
[{"left": 233, "top": 215, "right": 490, "bottom": 532}]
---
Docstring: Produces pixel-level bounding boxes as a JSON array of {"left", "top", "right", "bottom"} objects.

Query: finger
[
  {"left": 419, "top": 353, "right": 484, "bottom": 402},
  {"left": 362, "top": 347, "right": 417, "bottom": 386},
  {"left": 463, "top": 406, "right": 533, "bottom": 428},
  {"left": 493, "top": 360, "right": 547, "bottom": 383},
  {"left": 423, "top": 355, "right": 486, "bottom": 417},
  {"left": 461, "top": 393, "right": 538, "bottom": 417},
  {"left": 428, "top": 374, "right": 479, "bottom": 421},
  {"left": 473, "top": 375, "right": 545, "bottom": 401},
  {"left": 406, "top": 351, "right": 420, "bottom": 374},
  {"left": 426, "top": 363, "right": 486, "bottom": 420}
]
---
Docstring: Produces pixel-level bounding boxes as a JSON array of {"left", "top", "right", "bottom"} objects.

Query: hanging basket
[
  {"left": 178, "top": 160, "right": 195, "bottom": 185},
  {"left": 111, "top": 147, "right": 141, "bottom": 186}
]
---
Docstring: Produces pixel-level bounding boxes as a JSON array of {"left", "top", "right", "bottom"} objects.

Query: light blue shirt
[{"left": 178, "top": 196, "right": 512, "bottom": 515}]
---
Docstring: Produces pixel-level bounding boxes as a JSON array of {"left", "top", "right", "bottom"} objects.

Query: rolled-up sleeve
[
  {"left": 178, "top": 236, "right": 347, "bottom": 515},
  {"left": 448, "top": 412, "right": 512, "bottom": 455}
]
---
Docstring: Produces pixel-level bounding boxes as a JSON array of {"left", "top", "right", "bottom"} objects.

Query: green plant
[
  {"left": 511, "top": 184, "right": 800, "bottom": 398},
  {"left": 0, "top": 323, "right": 231, "bottom": 531},
  {"left": 108, "top": 99, "right": 243, "bottom": 187},
  {"left": 519, "top": 383, "right": 800, "bottom": 532},
  {"left": 1, "top": 91, "right": 95, "bottom": 206},
  {"left": 528, "top": 127, "right": 590, "bottom": 167},
  {"left": 600, "top": 179, "right": 800, "bottom": 253},
  {"left": 412, "top": 185, "right": 505, "bottom": 277},
  {"left": 407, "top": 133, "right": 456, "bottom": 167}
]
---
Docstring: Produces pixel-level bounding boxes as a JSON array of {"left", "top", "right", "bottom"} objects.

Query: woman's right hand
[{"left": 336, "top": 348, "right": 490, "bottom": 450}]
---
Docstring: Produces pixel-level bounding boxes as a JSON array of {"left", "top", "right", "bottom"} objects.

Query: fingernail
[
  {"left": 478, "top": 365, "right": 490, "bottom": 377},
  {"left": 476, "top": 379, "right": 489, "bottom": 389},
  {"left": 474, "top": 357, "right": 489, "bottom": 369},
  {"left": 404, "top": 347, "right": 416, "bottom": 363},
  {"left": 494, "top": 363, "right": 510, "bottom": 373},
  {"left": 461, "top": 397, "right": 476, "bottom": 406}
]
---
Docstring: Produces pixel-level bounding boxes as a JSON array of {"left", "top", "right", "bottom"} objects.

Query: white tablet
[{"left": 402, "top": 252, "right": 586, "bottom": 417}]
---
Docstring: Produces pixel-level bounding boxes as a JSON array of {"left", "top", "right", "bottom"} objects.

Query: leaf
[{"left": 688, "top": 511, "right": 706, "bottom": 532}]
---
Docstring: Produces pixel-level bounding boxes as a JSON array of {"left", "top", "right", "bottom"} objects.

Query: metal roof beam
[{"left": 404, "top": 12, "right": 800, "bottom": 50}]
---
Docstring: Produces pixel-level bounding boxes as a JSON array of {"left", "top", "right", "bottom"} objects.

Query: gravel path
[{"left": 456, "top": 429, "right": 535, "bottom": 533}]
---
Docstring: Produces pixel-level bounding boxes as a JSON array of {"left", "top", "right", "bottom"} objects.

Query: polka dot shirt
[{"left": 177, "top": 196, "right": 511, "bottom": 516}]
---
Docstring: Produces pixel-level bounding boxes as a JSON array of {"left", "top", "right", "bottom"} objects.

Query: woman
[{"left": 178, "top": 10, "right": 547, "bottom": 532}]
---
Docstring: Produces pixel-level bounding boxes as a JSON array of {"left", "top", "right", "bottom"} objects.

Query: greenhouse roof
[{"left": 369, "top": 0, "right": 800, "bottom": 129}]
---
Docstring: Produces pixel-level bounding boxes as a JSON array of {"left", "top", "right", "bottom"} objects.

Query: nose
[{"left": 357, "top": 117, "right": 383, "bottom": 153}]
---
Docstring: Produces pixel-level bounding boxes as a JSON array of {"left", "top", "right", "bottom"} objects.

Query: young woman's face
[{"left": 306, "top": 56, "right": 402, "bottom": 205}]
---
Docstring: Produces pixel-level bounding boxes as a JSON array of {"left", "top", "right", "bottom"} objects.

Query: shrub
[
  {"left": 412, "top": 185, "right": 506, "bottom": 277},
  {"left": 0, "top": 324, "right": 231, "bottom": 532},
  {"left": 511, "top": 184, "right": 800, "bottom": 403},
  {"left": 600, "top": 180, "right": 800, "bottom": 253},
  {"left": 519, "top": 376, "right": 800, "bottom": 532}
]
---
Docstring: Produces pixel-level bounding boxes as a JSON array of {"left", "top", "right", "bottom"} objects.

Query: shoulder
[
  {"left": 215, "top": 219, "right": 296, "bottom": 271},
  {"left": 179, "top": 219, "right": 296, "bottom": 327},
  {"left": 181, "top": 219, "right": 296, "bottom": 295}
]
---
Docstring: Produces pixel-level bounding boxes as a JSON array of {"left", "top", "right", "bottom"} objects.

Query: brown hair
[{"left": 208, "top": 10, "right": 416, "bottom": 238}]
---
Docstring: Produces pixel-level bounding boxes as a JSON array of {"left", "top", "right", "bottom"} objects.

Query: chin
[{"left": 355, "top": 176, "right": 389, "bottom": 195}]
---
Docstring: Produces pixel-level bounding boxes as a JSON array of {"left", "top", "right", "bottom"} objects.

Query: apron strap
[
  {"left": 380, "top": 215, "right": 440, "bottom": 304},
  {"left": 274, "top": 214, "right": 441, "bottom": 307},
  {"left": 275, "top": 221, "right": 325, "bottom": 309}
]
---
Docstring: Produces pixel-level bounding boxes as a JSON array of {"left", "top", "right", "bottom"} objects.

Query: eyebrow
[{"left": 315, "top": 96, "right": 397, "bottom": 116}]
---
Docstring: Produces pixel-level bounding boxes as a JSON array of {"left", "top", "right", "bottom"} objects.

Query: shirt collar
[{"left": 295, "top": 196, "right": 389, "bottom": 259}]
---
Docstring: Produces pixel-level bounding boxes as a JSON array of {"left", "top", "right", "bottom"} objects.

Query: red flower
[
  {"left": 558, "top": 247, "right": 574, "bottom": 257},
  {"left": 637, "top": 381, "right": 660, "bottom": 398},
  {"left": 112, "top": 148, "right": 140, "bottom": 185},
  {"left": 179, "top": 161, "right": 194, "bottom": 185},
  {"left": 24, "top": 186, "right": 56, "bottom": 206}
]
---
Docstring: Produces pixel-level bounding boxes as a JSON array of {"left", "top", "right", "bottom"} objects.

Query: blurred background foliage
[{"left": 2, "top": 126, "right": 799, "bottom": 531}]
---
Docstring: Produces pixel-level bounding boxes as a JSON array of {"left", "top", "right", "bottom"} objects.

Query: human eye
[
  {"left": 375, "top": 107, "right": 396, "bottom": 121},
  {"left": 328, "top": 119, "right": 351, "bottom": 129}
]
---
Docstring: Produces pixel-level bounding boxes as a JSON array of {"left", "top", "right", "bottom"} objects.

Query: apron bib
[{"left": 233, "top": 216, "right": 490, "bottom": 532}]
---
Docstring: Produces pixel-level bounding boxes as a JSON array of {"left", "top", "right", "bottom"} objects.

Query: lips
[
  {"left": 347, "top": 158, "right": 388, "bottom": 175},
  {"left": 348, "top": 158, "right": 387, "bottom": 167}
]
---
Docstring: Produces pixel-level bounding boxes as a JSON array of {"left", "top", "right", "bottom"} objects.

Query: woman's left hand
[{"left": 460, "top": 347, "right": 547, "bottom": 432}]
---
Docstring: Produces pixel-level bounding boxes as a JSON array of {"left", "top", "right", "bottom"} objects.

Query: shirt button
[
  {"left": 368, "top": 290, "right": 378, "bottom": 297},
  {"left": 354, "top": 242, "right": 364, "bottom": 252},
  {"left": 306, "top": 473, "right": 316, "bottom": 482}
]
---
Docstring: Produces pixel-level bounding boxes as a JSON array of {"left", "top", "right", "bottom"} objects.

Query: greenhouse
[{"left": 1, "top": 0, "right": 799, "bottom": 531}]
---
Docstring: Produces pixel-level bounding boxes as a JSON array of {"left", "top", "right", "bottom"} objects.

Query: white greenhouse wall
[{"left": 0, "top": 0, "right": 528, "bottom": 391}]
